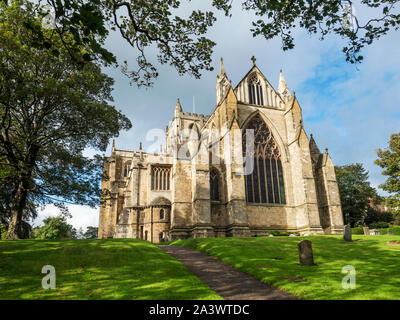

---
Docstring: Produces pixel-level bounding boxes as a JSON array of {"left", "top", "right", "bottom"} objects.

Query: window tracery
[{"left": 242, "top": 114, "right": 286, "bottom": 204}]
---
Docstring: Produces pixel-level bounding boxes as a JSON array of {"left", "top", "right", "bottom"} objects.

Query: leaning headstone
[
  {"left": 387, "top": 229, "right": 393, "bottom": 235},
  {"left": 344, "top": 225, "right": 352, "bottom": 242},
  {"left": 363, "top": 227, "right": 370, "bottom": 235},
  {"left": 298, "top": 240, "right": 315, "bottom": 266}
]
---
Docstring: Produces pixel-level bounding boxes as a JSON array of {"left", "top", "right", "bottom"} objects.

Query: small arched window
[
  {"left": 210, "top": 169, "right": 220, "bottom": 201},
  {"left": 123, "top": 161, "right": 131, "bottom": 177},
  {"left": 248, "top": 75, "right": 264, "bottom": 105},
  {"left": 160, "top": 209, "right": 165, "bottom": 220}
]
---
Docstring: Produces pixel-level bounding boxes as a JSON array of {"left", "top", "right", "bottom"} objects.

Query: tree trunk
[
  {"left": 6, "top": 179, "right": 29, "bottom": 239},
  {"left": 6, "top": 145, "right": 38, "bottom": 239}
]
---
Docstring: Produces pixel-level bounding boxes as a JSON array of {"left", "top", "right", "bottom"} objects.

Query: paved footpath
[{"left": 158, "top": 245, "right": 297, "bottom": 300}]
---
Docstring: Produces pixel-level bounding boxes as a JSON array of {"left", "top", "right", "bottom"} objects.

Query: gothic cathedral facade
[{"left": 98, "top": 58, "right": 344, "bottom": 242}]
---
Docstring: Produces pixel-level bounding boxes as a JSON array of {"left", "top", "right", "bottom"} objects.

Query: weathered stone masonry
[{"left": 98, "top": 59, "right": 344, "bottom": 242}]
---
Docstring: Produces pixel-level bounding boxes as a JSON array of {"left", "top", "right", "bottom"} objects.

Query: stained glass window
[{"left": 242, "top": 114, "right": 286, "bottom": 204}]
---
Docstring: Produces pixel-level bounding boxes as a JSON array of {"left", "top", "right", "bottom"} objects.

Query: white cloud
[{"left": 34, "top": 204, "right": 98, "bottom": 231}]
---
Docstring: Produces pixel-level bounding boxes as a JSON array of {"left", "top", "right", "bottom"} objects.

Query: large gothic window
[
  {"left": 248, "top": 75, "right": 264, "bottom": 105},
  {"left": 210, "top": 169, "right": 220, "bottom": 201},
  {"left": 151, "top": 166, "right": 171, "bottom": 191},
  {"left": 242, "top": 114, "right": 286, "bottom": 204}
]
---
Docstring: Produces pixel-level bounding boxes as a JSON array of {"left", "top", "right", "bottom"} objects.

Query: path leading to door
[{"left": 158, "top": 245, "right": 297, "bottom": 300}]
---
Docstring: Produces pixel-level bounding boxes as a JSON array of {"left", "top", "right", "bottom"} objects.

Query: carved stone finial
[
  {"left": 139, "top": 142, "right": 142, "bottom": 150},
  {"left": 251, "top": 55, "right": 256, "bottom": 66},
  {"left": 325, "top": 147, "right": 328, "bottom": 153}
]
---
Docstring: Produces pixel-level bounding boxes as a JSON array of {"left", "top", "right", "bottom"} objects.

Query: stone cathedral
[{"left": 98, "top": 58, "right": 344, "bottom": 242}]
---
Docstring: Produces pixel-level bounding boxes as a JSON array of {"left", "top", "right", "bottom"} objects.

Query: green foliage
[
  {"left": 266, "top": 230, "right": 299, "bottom": 236},
  {"left": 3, "top": 0, "right": 217, "bottom": 87},
  {"left": 377, "top": 226, "right": 400, "bottom": 235},
  {"left": 335, "top": 163, "right": 380, "bottom": 227},
  {"left": 369, "top": 221, "right": 390, "bottom": 229},
  {"left": 0, "top": 223, "right": 7, "bottom": 239},
  {"left": 33, "top": 216, "right": 74, "bottom": 240},
  {"left": 364, "top": 207, "right": 394, "bottom": 228},
  {"left": 0, "top": 239, "right": 221, "bottom": 299},
  {"left": 375, "top": 133, "right": 400, "bottom": 214},
  {"left": 83, "top": 226, "right": 98, "bottom": 239},
  {"left": 4, "top": 1, "right": 399, "bottom": 87},
  {"left": 173, "top": 236, "right": 400, "bottom": 299},
  {"left": 214, "top": 0, "right": 400, "bottom": 64},
  {"left": 0, "top": 2, "right": 131, "bottom": 238},
  {"left": 351, "top": 226, "right": 364, "bottom": 235}
]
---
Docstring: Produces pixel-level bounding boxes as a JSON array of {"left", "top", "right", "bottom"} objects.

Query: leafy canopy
[
  {"left": 5, "top": 0, "right": 400, "bottom": 86},
  {"left": 335, "top": 163, "right": 382, "bottom": 227},
  {"left": 375, "top": 133, "right": 400, "bottom": 212},
  {"left": 33, "top": 215, "right": 75, "bottom": 239},
  {"left": 0, "top": 1, "right": 131, "bottom": 237}
]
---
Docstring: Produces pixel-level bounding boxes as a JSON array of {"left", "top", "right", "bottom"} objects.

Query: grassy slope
[
  {"left": 0, "top": 239, "right": 221, "bottom": 300},
  {"left": 172, "top": 235, "right": 400, "bottom": 300}
]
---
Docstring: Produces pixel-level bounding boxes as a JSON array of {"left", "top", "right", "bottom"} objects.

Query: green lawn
[
  {"left": 0, "top": 239, "right": 221, "bottom": 300},
  {"left": 171, "top": 235, "right": 400, "bottom": 300}
]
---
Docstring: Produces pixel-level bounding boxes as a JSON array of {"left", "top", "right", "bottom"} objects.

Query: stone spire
[
  {"left": 174, "top": 98, "right": 182, "bottom": 117},
  {"left": 218, "top": 57, "right": 226, "bottom": 77},
  {"left": 111, "top": 139, "right": 115, "bottom": 153},
  {"left": 216, "top": 57, "right": 230, "bottom": 104},
  {"left": 309, "top": 134, "right": 321, "bottom": 155},
  {"left": 309, "top": 134, "right": 322, "bottom": 164},
  {"left": 278, "top": 69, "right": 292, "bottom": 102}
]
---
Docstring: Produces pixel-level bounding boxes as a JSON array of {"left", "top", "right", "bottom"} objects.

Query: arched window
[
  {"left": 123, "top": 161, "right": 131, "bottom": 177},
  {"left": 151, "top": 166, "right": 171, "bottom": 190},
  {"left": 160, "top": 209, "right": 165, "bottom": 220},
  {"left": 242, "top": 114, "right": 286, "bottom": 204},
  {"left": 248, "top": 74, "right": 264, "bottom": 105},
  {"left": 210, "top": 169, "right": 220, "bottom": 201}
]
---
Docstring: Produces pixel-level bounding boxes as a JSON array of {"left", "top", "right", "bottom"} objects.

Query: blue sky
[{"left": 37, "top": 2, "right": 400, "bottom": 229}]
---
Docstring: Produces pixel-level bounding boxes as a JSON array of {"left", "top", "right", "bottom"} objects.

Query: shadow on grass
[
  {"left": 172, "top": 235, "right": 400, "bottom": 300},
  {"left": 0, "top": 239, "right": 221, "bottom": 300}
]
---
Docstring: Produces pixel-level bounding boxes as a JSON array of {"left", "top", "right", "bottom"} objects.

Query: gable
[{"left": 233, "top": 66, "right": 285, "bottom": 109}]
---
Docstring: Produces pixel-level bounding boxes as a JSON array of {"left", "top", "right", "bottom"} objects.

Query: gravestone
[
  {"left": 363, "top": 226, "right": 370, "bottom": 235},
  {"left": 298, "top": 240, "right": 315, "bottom": 266},
  {"left": 387, "top": 229, "right": 393, "bottom": 235},
  {"left": 369, "top": 229, "right": 382, "bottom": 235},
  {"left": 344, "top": 225, "right": 352, "bottom": 242}
]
